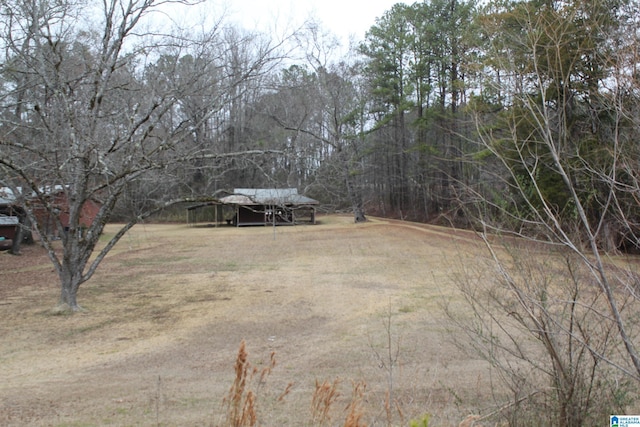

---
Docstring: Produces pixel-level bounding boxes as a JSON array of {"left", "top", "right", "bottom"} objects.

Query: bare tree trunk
[
  {"left": 9, "top": 223, "right": 23, "bottom": 255},
  {"left": 59, "top": 264, "right": 83, "bottom": 311},
  {"left": 347, "top": 177, "right": 367, "bottom": 223}
]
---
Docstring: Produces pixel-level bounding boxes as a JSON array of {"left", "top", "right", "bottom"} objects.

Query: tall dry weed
[
  {"left": 343, "top": 381, "right": 367, "bottom": 427},
  {"left": 311, "top": 378, "right": 341, "bottom": 426},
  {"left": 220, "top": 340, "right": 276, "bottom": 427}
]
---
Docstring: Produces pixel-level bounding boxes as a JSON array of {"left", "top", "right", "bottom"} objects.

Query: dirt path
[{"left": 0, "top": 215, "right": 491, "bottom": 426}]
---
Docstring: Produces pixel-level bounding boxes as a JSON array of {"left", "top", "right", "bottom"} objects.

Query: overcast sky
[{"left": 224, "top": 0, "right": 408, "bottom": 44}]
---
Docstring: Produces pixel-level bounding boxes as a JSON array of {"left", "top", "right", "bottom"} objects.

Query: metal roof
[
  {"left": 219, "top": 188, "right": 319, "bottom": 206},
  {"left": 0, "top": 216, "right": 19, "bottom": 225}
]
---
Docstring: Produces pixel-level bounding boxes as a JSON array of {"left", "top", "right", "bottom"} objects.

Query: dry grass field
[{"left": 0, "top": 215, "right": 498, "bottom": 426}]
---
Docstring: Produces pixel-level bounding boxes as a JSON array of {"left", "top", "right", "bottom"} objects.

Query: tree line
[{"left": 3, "top": 0, "right": 638, "bottom": 242}]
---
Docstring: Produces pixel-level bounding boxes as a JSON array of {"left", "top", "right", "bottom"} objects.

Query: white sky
[
  {"left": 221, "top": 0, "right": 408, "bottom": 44},
  {"left": 151, "top": 0, "right": 409, "bottom": 60}
]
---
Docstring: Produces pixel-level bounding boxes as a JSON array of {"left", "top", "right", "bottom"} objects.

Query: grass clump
[
  {"left": 311, "top": 379, "right": 341, "bottom": 426},
  {"left": 220, "top": 341, "right": 369, "bottom": 427}
]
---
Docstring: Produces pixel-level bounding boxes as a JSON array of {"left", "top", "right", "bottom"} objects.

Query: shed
[
  {"left": 27, "top": 186, "right": 102, "bottom": 237},
  {"left": 219, "top": 188, "right": 319, "bottom": 226},
  {"left": 1, "top": 186, "right": 102, "bottom": 238},
  {"left": 0, "top": 216, "right": 19, "bottom": 249}
]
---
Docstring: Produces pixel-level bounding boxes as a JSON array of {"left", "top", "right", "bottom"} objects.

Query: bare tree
[
  {"left": 265, "top": 24, "right": 368, "bottom": 222},
  {"left": 448, "top": 240, "right": 634, "bottom": 425},
  {"left": 0, "top": 0, "right": 286, "bottom": 311}
]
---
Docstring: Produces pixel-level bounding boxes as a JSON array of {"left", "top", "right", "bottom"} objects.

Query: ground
[{"left": 0, "top": 215, "right": 496, "bottom": 426}]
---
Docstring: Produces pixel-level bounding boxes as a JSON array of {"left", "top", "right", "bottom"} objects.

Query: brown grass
[{"left": 0, "top": 215, "right": 495, "bottom": 426}]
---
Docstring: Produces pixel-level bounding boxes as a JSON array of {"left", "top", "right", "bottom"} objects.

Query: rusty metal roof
[{"left": 219, "top": 188, "right": 319, "bottom": 206}]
